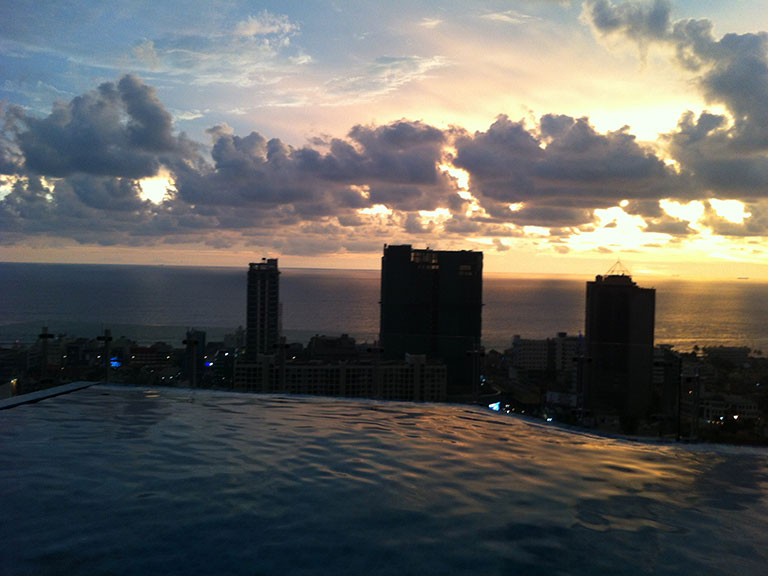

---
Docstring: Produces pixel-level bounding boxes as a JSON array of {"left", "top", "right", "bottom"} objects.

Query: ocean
[{"left": 1, "top": 262, "right": 768, "bottom": 353}]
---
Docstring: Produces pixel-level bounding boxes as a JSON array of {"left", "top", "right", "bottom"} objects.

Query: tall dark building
[
  {"left": 183, "top": 328, "right": 206, "bottom": 386},
  {"left": 379, "top": 244, "right": 483, "bottom": 398},
  {"left": 585, "top": 265, "right": 655, "bottom": 430},
  {"left": 246, "top": 258, "right": 280, "bottom": 359}
]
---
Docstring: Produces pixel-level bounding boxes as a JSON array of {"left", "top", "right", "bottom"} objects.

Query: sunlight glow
[
  {"left": 589, "top": 102, "right": 728, "bottom": 144},
  {"left": 568, "top": 206, "right": 671, "bottom": 252},
  {"left": 439, "top": 163, "right": 470, "bottom": 191},
  {"left": 440, "top": 149, "right": 479, "bottom": 217},
  {"left": 709, "top": 199, "right": 751, "bottom": 224},
  {"left": 523, "top": 226, "right": 550, "bottom": 237},
  {"left": 509, "top": 203, "right": 524, "bottom": 212},
  {"left": 439, "top": 154, "right": 484, "bottom": 217},
  {"left": 468, "top": 237, "right": 496, "bottom": 247},
  {"left": 660, "top": 199, "right": 705, "bottom": 230},
  {"left": 0, "top": 175, "right": 18, "bottom": 201},
  {"left": 139, "top": 170, "right": 176, "bottom": 204},
  {"left": 350, "top": 184, "right": 371, "bottom": 199},
  {"left": 358, "top": 204, "right": 392, "bottom": 216},
  {"left": 419, "top": 208, "right": 451, "bottom": 225},
  {"left": 457, "top": 191, "right": 485, "bottom": 217}
]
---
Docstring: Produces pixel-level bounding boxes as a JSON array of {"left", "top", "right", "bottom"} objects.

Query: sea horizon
[
  {"left": 2, "top": 261, "right": 768, "bottom": 354},
  {"left": 3, "top": 259, "right": 766, "bottom": 283}
]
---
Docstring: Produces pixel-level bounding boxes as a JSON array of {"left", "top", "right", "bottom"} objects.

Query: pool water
[{"left": 2, "top": 385, "right": 767, "bottom": 575}]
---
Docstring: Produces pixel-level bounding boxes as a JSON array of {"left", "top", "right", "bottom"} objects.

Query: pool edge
[{"left": 0, "top": 381, "right": 96, "bottom": 410}]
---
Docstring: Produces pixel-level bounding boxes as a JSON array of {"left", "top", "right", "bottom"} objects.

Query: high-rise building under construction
[{"left": 379, "top": 244, "right": 483, "bottom": 398}]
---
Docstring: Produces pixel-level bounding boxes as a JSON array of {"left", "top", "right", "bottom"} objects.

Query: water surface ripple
[{"left": 1, "top": 385, "right": 767, "bottom": 575}]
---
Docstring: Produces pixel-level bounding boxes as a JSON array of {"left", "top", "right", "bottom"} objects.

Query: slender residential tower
[
  {"left": 246, "top": 258, "right": 280, "bottom": 359},
  {"left": 379, "top": 244, "right": 483, "bottom": 398},
  {"left": 585, "top": 262, "right": 655, "bottom": 430}
]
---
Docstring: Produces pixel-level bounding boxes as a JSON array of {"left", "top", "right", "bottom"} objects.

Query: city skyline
[{"left": 3, "top": 1, "right": 768, "bottom": 278}]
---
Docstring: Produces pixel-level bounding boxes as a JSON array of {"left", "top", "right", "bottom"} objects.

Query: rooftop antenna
[{"left": 605, "top": 259, "right": 631, "bottom": 277}]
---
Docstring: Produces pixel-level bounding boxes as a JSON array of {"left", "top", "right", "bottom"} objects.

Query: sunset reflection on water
[{"left": 2, "top": 385, "right": 766, "bottom": 575}]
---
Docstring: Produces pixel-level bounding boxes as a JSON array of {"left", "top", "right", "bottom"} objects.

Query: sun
[{"left": 139, "top": 170, "right": 176, "bottom": 204}]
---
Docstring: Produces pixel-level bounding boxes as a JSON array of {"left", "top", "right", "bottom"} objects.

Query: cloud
[
  {"left": 6, "top": 75, "right": 191, "bottom": 179},
  {"left": 4, "top": 70, "right": 768, "bottom": 256},
  {"left": 453, "top": 114, "right": 682, "bottom": 227},
  {"left": 67, "top": 175, "right": 147, "bottom": 212},
  {"left": 127, "top": 11, "right": 307, "bottom": 88},
  {"left": 493, "top": 238, "right": 511, "bottom": 251},
  {"left": 583, "top": 0, "right": 768, "bottom": 228},
  {"left": 481, "top": 10, "right": 539, "bottom": 25},
  {"left": 583, "top": 0, "right": 671, "bottom": 43},
  {"left": 234, "top": 12, "right": 300, "bottom": 37},
  {"left": 420, "top": 18, "right": 443, "bottom": 29},
  {"left": 643, "top": 216, "right": 694, "bottom": 235},
  {"left": 585, "top": 2, "right": 768, "bottom": 148},
  {"left": 324, "top": 56, "right": 448, "bottom": 102},
  {"left": 132, "top": 40, "right": 160, "bottom": 69},
  {"left": 0, "top": 129, "right": 23, "bottom": 175},
  {"left": 677, "top": 27, "right": 768, "bottom": 149}
]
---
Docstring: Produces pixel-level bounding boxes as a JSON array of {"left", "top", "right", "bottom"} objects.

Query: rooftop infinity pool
[{"left": 1, "top": 384, "right": 767, "bottom": 575}]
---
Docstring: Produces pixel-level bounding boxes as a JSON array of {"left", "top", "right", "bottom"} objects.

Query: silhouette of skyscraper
[
  {"left": 379, "top": 244, "right": 483, "bottom": 398},
  {"left": 246, "top": 258, "right": 280, "bottom": 359},
  {"left": 183, "top": 328, "right": 206, "bottom": 386},
  {"left": 585, "top": 264, "right": 655, "bottom": 431}
]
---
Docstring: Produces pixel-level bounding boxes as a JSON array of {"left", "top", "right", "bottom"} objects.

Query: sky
[{"left": 2, "top": 0, "right": 768, "bottom": 278}]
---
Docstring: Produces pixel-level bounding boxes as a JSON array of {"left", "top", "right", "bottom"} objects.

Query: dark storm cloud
[
  {"left": 345, "top": 121, "right": 445, "bottom": 183},
  {"left": 643, "top": 216, "right": 694, "bottom": 235},
  {"left": 670, "top": 20, "right": 768, "bottom": 148},
  {"left": 453, "top": 114, "right": 681, "bottom": 226},
  {"left": 622, "top": 199, "right": 664, "bottom": 219},
  {"left": 585, "top": 0, "right": 768, "bottom": 202},
  {"left": 1, "top": 176, "right": 53, "bottom": 223},
  {"left": 443, "top": 215, "right": 482, "bottom": 235},
  {"left": 0, "top": 77, "right": 194, "bottom": 245},
  {"left": 584, "top": 0, "right": 671, "bottom": 43},
  {"left": 0, "top": 74, "right": 698, "bottom": 249},
  {"left": 453, "top": 116, "right": 542, "bottom": 184},
  {"left": 404, "top": 212, "right": 431, "bottom": 234},
  {"left": 0, "top": 175, "right": 156, "bottom": 247},
  {"left": 701, "top": 202, "right": 768, "bottom": 238},
  {"left": 6, "top": 75, "right": 191, "bottom": 179},
  {"left": 4, "top": 60, "right": 768, "bottom": 253},
  {"left": 0, "top": 127, "right": 23, "bottom": 175},
  {"left": 67, "top": 175, "right": 147, "bottom": 212},
  {"left": 368, "top": 185, "right": 440, "bottom": 211},
  {"left": 117, "top": 75, "right": 177, "bottom": 152},
  {"left": 174, "top": 127, "right": 318, "bottom": 206},
  {"left": 537, "top": 116, "right": 669, "bottom": 183},
  {"left": 174, "top": 118, "right": 449, "bottom": 216},
  {"left": 661, "top": 21, "right": 768, "bottom": 196},
  {"left": 663, "top": 111, "right": 768, "bottom": 196},
  {"left": 507, "top": 205, "right": 594, "bottom": 228}
]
